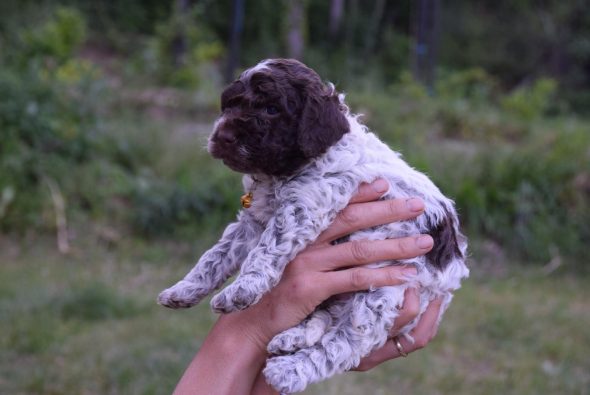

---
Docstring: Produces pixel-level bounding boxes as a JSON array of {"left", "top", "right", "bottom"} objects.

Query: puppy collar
[
  {"left": 240, "top": 192, "right": 253, "bottom": 208},
  {"left": 241, "top": 176, "right": 260, "bottom": 208}
]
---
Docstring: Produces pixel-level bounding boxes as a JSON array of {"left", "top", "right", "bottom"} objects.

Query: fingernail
[
  {"left": 403, "top": 267, "right": 417, "bottom": 275},
  {"left": 416, "top": 235, "right": 433, "bottom": 249},
  {"left": 406, "top": 197, "right": 424, "bottom": 212},
  {"left": 372, "top": 179, "right": 389, "bottom": 193}
]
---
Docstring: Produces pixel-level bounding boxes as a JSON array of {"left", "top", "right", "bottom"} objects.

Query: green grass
[{"left": 0, "top": 234, "right": 588, "bottom": 395}]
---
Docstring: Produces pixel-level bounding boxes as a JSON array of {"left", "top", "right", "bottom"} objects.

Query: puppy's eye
[{"left": 266, "top": 105, "right": 279, "bottom": 115}]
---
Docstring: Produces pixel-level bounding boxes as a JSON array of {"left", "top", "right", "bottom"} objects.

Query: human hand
[{"left": 234, "top": 179, "right": 434, "bottom": 354}]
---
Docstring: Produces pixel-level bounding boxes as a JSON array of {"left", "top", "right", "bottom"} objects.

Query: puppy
[{"left": 158, "top": 58, "right": 468, "bottom": 393}]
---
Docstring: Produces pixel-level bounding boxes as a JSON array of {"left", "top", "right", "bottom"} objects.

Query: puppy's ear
[{"left": 298, "top": 93, "right": 349, "bottom": 158}]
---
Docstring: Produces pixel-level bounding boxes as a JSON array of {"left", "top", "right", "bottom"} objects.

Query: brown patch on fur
[{"left": 426, "top": 208, "right": 464, "bottom": 270}]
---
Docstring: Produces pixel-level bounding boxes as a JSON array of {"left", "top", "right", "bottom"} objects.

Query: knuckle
[
  {"left": 386, "top": 199, "right": 402, "bottom": 218},
  {"left": 397, "top": 238, "right": 413, "bottom": 256},
  {"left": 414, "top": 337, "right": 428, "bottom": 350},
  {"left": 349, "top": 268, "right": 371, "bottom": 289},
  {"left": 290, "top": 254, "right": 311, "bottom": 271},
  {"left": 339, "top": 206, "right": 361, "bottom": 227},
  {"left": 288, "top": 276, "right": 311, "bottom": 299},
  {"left": 386, "top": 268, "right": 403, "bottom": 285},
  {"left": 350, "top": 240, "right": 374, "bottom": 263}
]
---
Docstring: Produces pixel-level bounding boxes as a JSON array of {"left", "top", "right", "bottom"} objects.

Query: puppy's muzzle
[{"left": 214, "top": 128, "right": 237, "bottom": 145}]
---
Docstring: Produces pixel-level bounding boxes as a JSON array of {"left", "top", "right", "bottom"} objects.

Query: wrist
[{"left": 213, "top": 310, "right": 271, "bottom": 361}]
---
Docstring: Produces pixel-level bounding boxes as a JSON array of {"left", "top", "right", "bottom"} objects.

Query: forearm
[{"left": 172, "top": 314, "right": 268, "bottom": 395}]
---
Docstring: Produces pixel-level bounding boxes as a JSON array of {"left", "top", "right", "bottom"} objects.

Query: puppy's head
[{"left": 208, "top": 59, "right": 349, "bottom": 177}]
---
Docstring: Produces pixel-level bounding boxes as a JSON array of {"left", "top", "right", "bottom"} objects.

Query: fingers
[
  {"left": 321, "top": 265, "right": 417, "bottom": 298},
  {"left": 315, "top": 197, "right": 425, "bottom": 245},
  {"left": 296, "top": 235, "right": 433, "bottom": 273},
  {"left": 354, "top": 335, "right": 416, "bottom": 371},
  {"left": 406, "top": 296, "right": 444, "bottom": 350},
  {"left": 353, "top": 338, "right": 403, "bottom": 371},
  {"left": 353, "top": 297, "right": 443, "bottom": 372},
  {"left": 347, "top": 179, "right": 390, "bottom": 204},
  {"left": 390, "top": 288, "right": 421, "bottom": 333}
]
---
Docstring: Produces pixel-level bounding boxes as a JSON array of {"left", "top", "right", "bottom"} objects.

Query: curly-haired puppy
[{"left": 158, "top": 59, "right": 469, "bottom": 393}]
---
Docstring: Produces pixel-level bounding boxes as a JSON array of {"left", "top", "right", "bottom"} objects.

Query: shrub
[
  {"left": 142, "top": 3, "right": 224, "bottom": 89},
  {"left": 0, "top": 58, "right": 107, "bottom": 230},
  {"left": 446, "top": 127, "right": 590, "bottom": 263},
  {"left": 21, "top": 6, "right": 86, "bottom": 63},
  {"left": 131, "top": 171, "right": 241, "bottom": 238},
  {"left": 0, "top": 7, "right": 110, "bottom": 231},
  {"left": 501, "top": 78, "right": 558, "bottom": 121}
]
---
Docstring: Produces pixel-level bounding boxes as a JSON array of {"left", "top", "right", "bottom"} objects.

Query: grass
[{"left": 0, "top": 233, "right": 588, "bottom": 395}]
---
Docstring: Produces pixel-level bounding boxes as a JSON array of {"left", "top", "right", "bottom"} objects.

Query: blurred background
[{"left": 0, "top": 0, "right": 588, "bottom": 394}]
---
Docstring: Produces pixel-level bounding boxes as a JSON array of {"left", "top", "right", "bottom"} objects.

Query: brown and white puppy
[{"left": 159, "top": 59, "right": 468, "bottom": 393}]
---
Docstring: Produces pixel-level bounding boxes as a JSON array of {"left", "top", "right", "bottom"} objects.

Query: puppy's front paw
[
  {"left": 264, "top": 355, "right": 310, "bottom": 394},
  {"left": 210, "top": 283, "right": 260, "bottom": 313},
  {"left": 157, "top": 280, "right": 207, "bottom": 309}
]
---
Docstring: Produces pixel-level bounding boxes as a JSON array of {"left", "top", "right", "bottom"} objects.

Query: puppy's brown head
[{"left": 208, "top": 59, "right": 349, "bottom": 177}]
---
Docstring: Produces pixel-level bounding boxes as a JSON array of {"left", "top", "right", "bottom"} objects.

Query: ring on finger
[{"left": 392, "top": 336, "right": 408, "bottom": 357}]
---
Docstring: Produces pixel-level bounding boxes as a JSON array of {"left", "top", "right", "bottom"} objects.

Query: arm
[
  {"left": 172, "top": 312, "right": 269, "bottom": 395},
  {"left": 172, "top": 181, "right": 441, "bottom": 395}
]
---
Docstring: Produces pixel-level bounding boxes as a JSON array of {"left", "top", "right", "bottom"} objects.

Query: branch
[{"left": 44, "top": 177, "right": 70, "bottom": 254}]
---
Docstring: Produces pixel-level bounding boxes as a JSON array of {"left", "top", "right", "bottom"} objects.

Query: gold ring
[{"left": 392, "top": 336, "right": 408, "bottom": 357}]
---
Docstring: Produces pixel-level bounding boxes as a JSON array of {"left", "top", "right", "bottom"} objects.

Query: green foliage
[
  {"left": 143, "top": 3, "right": 224, "bottom": 88},
  {"left": 0, "top": 53, "right": 107, "bottom": 230},
  {"left": 447, "top": 128, "right": 590, "bottom": 262},
  {"left": 4, "top": 1, "right": 588, "bottom": 111},
  {"left": 440, "top": 1, "right": 590, "bottom": 113},
  {"left": 436, "top": 68, "right": 497, "bottom": 103},
  {"left": 22, "top": 7, "right": 86, "bottom": 62},
  {"left": 131, "top": 174, "right": 241, "bottom": 238},
  {"left": 501, "top": 78, "right": 558, "bottom": 120}
]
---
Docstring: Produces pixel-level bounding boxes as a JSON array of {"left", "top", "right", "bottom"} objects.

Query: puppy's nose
[{"left": 216, "top": 128, "right": 236, "bottom": 144}]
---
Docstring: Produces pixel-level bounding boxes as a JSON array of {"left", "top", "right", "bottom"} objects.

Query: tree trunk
[
  {"left": 344, "top": 0, "right": 359, "bottom": 78},
  {"left": 225, "top": 0, "right": 245, "bottom": 82},
  {"left": 329, "top": 0, "right": 345, "bottom": 40},
  {"left": 411, "top": 0, "right": 440, "bottom": 92},
  {"left": 364, "top": 0, "right": 386, "bottom": 55},
  {"left": 287, "top": 0, "right": 305, "bottom": 60},
  {"left": 172, "top": 0, "right": 191, "bottom": 68}
]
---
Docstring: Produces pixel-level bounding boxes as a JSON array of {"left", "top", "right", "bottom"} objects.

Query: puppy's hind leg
[
  {"left": 268, "top": 310, "right": 332, "bottom": 355},
  {"left": 264, "top": 289, "right": 401, "bottom": 393},
  {"left": 264, "top": 321, "right": 364, "bottom": 393}
]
